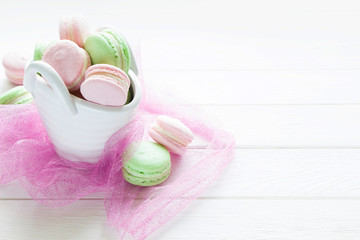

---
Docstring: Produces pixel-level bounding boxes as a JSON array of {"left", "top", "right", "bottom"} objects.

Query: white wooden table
[{"left": 1, "top": 0, "right": 360, "bottom": 239}]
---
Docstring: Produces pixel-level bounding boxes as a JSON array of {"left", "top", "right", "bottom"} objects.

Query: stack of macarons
[
  {"left": 1, "top": 52, "right": 33, "bottom": 105},
  {"left": 1, "top": 15, "right": 133, "bottom": 107},
  {"left": 122, "top": 115, "right": 194, "bottom": 187}
]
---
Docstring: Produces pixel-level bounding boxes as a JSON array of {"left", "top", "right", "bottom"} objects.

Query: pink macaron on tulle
[{"left": 150, "top": 115, "right": 194, "bottom": 155}]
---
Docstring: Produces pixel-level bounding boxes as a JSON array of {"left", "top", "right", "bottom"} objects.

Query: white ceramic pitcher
[{"left": 23, "top": 61, "right": 142, "bottom": 163}]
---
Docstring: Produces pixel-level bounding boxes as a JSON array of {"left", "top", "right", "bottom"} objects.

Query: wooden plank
[
  {"left": 144, "top": 70, "right": 360, "bottom": 105},
  {"left": 151, "top": 199, "right": 360, "bottom": 239},
  {"left": 1, "top": 149, "right": 360, "bottom": 199},
  {"left": 202, "top": 105, "right": 360, "bottom": 147},
  {"left": 0, "top": 199, "right": 359, "bottom": 239},
  {"left": 203, "top": 149, "right": 360, "bottom": 198}
]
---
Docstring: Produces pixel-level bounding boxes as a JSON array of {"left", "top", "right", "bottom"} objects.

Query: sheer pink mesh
[{"left": 0, "top": 57, "right": 236, "bottom": 239}]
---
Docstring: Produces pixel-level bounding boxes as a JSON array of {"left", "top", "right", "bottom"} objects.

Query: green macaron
[
  {"left": 33, "top": 40, "right": 56, "bottom": 61},
  {"left": 0, "top": 86, "right": 33, "bottom": 104},
  {"left": 122, "top": 141, "right": 171, "bottom": 186},
  {"left": 84, "top": 29, "right": 131, "bottom": 72}
]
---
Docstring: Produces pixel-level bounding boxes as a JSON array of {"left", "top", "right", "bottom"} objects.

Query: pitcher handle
[{"left": 24, "top": 61, "right": 78, "bottom": 115}]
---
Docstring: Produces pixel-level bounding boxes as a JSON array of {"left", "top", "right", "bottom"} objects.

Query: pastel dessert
[
  {"left": 80, "top": 64, "right": 130, "bottom": 106},
  {"left": 122, "top": 141, "right": 171, "bottom": 186},
  {"left": 59, "top": 15, "right": 90, "bottom": 48},
  {"left": 149, "top": 115, "right": 194, "bottom": 155},
  {"left": 42, "top": 40, "right": 91, "bottom": 91},
  {"left": 33, "top": 41, "right": 55, "bottom": 61},
  {"left": 2, "top": 52, "right": 29, "bottom": 85},
  {"left": 84, "top": 29, "right": 131, "bottom": 72},
  {"left": 0, "top": 86, "right": 33, "bottom": 104}
]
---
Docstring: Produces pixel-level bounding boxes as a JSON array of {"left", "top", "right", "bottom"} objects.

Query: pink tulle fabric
[{"left": 0, "top": 61, "right": 236, "bottom": 239}]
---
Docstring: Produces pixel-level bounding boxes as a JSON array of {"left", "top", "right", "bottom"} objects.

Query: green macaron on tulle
[{"left": 122, "top": 141, "right": 171, "bottom": 186}]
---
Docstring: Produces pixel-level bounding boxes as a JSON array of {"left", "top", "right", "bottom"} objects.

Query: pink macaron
[
  {"left": 2, "top": 52, "right": 29, "bottom": 85},
  {"left": 149, "top": 115, "right": 194, "bottom": 155},
  {"left": 42, "top": 40, "right": 91, "bottom": 92},
  {"left": 59, "top": 15, "right": 90, "bottom": 48},
  {"left": 80, "top": 64, "right": 130, "bottom": 107}
]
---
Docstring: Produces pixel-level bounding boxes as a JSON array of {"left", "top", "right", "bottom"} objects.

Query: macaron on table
[
  {"left": 2, "top": 52, "right": 28, "bottom": 85},
  {"left": 0, "top": 86, "right": 33, "bottom": 104},
  {"left": 0, "top": 13, "right": 235, "bottom": 240}
]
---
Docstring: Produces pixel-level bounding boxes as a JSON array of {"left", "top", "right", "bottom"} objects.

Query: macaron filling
[
  {"left": 81, "top": 76, "right": 128, "bottom": 106},
  {"left": 0, "top": 86, "right": 33, "bottom": 105},
  {"left": 122, "top": 166, "right": 171, "bottom": 186},
  {"left": 156, "top": 116, "right": 194, "bottom": 144},
  {"left": 59, "top": 15, "right": 89, "bottom": 48},
  {"left": 8, "top": 93, "right": 33, "bottom": 104},
  {"left": 103, "top": 30, "right": 130, "bottom": 72},
  {"left": 122, "top": 142, "right": 171, "bottom": 186},
  {"left": 123, "top": 163, "right": 170, "bottom": 179},
  {"left": 85, "top": 65, "right": 130, "bottom": 90},
  {"left": 5, "top": 71, "right": 23, "bottom": 81},
  {"left": 151, "top": 123, "right": 188, "bottom": 147},
  {"left": 149, "top": 129, "right": 186, "bottom": 155},
  {"left": 81, "top": 64, "right": 131, "bottom": 106}
]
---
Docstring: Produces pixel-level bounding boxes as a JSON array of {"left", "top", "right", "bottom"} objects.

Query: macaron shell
[
  {"left": 80, "top": 76, "right": 128, "bottom": 106},
  {"left": 81, "top": 64, "right": 130, "bottom": 106},
  {"left": 5, "top": 72, "right": 23, "bottom": 85},
  {"left": 103, "top": 29, "right": 131, "bottom": 72},
  {"left": 156, "top": 115, "right": 194, "bottom": 145},
  {"left": 149, "top": 128, "right": 187, "bottom": 155},
  {"left": 123, "top": 166, "right": 170, "bottom": 186},
  {"left": 2, "top": 52, "right": 29, "bottom": 85},
  {"left": 70, "top": 50, "right": 91, "bottom": 91},
  {"left": 59, "top": 15, "right": 90, "bottom": 48},
  {"left": 33, "top": 41, "right": 55, "bottom": 61},
  {"left": 0, "top": 86, "right": 33, "bottom": 104},
  {"left": 42, "top": 40, "right": 90, "bottom": 91},
  {"left": 84, "top": 32, "right": 120, "bottom": 67},
  {"left": 85, "top": 64, "right": 130, "bottom": 90},
  {"left": 122, "top": 141, "right": 171, "bottom": 186}
]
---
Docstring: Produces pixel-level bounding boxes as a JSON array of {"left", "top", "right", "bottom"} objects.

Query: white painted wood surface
[{"left": 1, "top": 0, "right": 360, "bottom": 239}]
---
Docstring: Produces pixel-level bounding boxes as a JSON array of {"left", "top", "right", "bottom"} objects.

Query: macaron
[
  {"left": 84, "top": 29, "right": 131, "bottom": 72},
  {"left": 2, "top": 52, "right": 29, "bottom": 85},
  {"left": 42, "top": 40, "right": 91, "bottom": 92},
  {"left": 59, "top": 15, "right": 90, "bottom": 48},
  {"left": 149, "top": 115, "right": 194, "bottom": 155},
  {"left": 0, "top": 86, "right": 33, "bottom": 104},
  {"left": 80, "top": 64, "right": 130, "bottom": 106},
  {"left": 33, "top": 41, "right": 55, "bottom": 61},
  {"left": 122, "top": 141, "right": 171, "bottom": 187}
]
